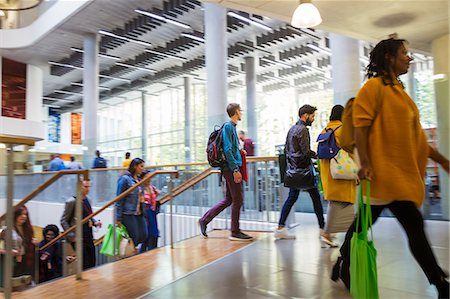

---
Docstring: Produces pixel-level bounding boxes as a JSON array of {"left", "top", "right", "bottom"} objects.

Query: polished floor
[
  {"left": 142, "top": 214, "right": 449, "bottom": 299},
  {"left": 8, "top": 231, "right": 268, "bottom": 299},
  {"left": 4, "top": 214, "right": 449, "bottom": 299}
]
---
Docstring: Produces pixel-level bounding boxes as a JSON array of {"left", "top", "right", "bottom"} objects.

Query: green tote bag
[
  {"left": 100, "top": 224, "right": 129, "bottom": 256},
  {"left": 350, "top": 181, "right": 379, "bottom": 299}
]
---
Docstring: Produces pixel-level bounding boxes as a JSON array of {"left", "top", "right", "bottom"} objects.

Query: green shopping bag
[
  {"left": 100, "top": 224, "right": 129, "bottom": 256},
  {"left": 350, "top": 180, "right": 379, "bottom": 299},
  {"left": 316, "top": 160, "right": 324, "bottom": 193}
]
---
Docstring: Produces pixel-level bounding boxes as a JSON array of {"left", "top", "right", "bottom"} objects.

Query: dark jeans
[
  {"left": 83, "top": 240, "right": 96, "bottom": 270},
  {"left": 278, "top": 187, "right": 325, "bottom": 229},
  {"left": 70, "top": 240, "right": 96, "bottom": 270},
  {"left": 200, "top": 170, "right": 244, "bottom": 233},
  {"left": 123, "top": 214, "right": 148, "bottom": 248},
  {"left": 140, "top": 236, "right": 158, "bottom": 252},
  {"left": 340, "top": 201, "right": 445, "bottom": 286}
]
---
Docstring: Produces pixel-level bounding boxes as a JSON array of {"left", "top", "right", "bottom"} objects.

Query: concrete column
[
  {"left": 245, "top": 56, "right": 257, "bottom": 155},
  {"left": 82, "top": 34, "right": 99, "bottom": 168},
  {"left": 329, "top": 33, "right": 361, "bottom": 105},
  {"left": 407, "top": 62, "right": 417, "bottom": 102},
  {"left": 184, "top": 77, "right": 192, "bottom": 163},
  {"left": 141, "top": 92, "right": 147, "bottom": 161},
  {"left": 25, "top": 64, "right": 43, "bottom": 122},
  {"left": 432, "top": 34, "right": 450, "bottom": 220},
  {"left": 204, "top": 3, "right": 228, "bottom": 128}
]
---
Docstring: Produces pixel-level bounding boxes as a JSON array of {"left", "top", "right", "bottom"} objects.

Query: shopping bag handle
[{"left": 356, "top": 180, "right": 374, "bottom": 243}]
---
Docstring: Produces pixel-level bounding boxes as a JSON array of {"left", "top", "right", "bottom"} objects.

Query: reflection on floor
[
  {"left": 143, "top": 214, "right": 449, "bottom": 299},
  {"left": 9, "top": 230, "right": 268, "bottom": 299},
  {"left": 5, "top": 213, "right": 449, "bottom": 299}
]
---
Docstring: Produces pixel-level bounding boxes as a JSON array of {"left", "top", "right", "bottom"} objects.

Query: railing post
[
  {"left": 75, "top": 175, "right": 83, "bottom": 279},
  {"left": 34, "top": 246, "right": 39, "bottom": 284},
  {"left": 62, "top": 239, "right": 68, "bottom": 277},
  {"left": 112, "top": 213, "right": 117, "bottom": 258},
  {"left": 265, "top": 161, "right": 270, "bottom": 222},
  {"left": 168, "top": 176, "right": 174, "bottom": 249},
  {"left": 4, "top": 144, "right": 14, "bottom": 298}
]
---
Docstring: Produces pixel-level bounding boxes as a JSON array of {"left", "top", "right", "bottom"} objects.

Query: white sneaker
[{"left": 274, "top": 227, "right": 296, "bottom": 239}]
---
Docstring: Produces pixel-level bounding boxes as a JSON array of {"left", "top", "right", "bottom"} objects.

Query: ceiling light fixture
[
  {"left": 180, "top": 33, "right": 205, "bottom": 43},
  {"left": 43, "top": 104, "right": 61, "bottom": 108},
  {"left": 144, "top": 49, "right": 188, "bottom": 61},
  {"left": 98, "top": 30, "right": 152, "bottom": 47},
  {"left": 115, "top": 62, "right": 157, "bottom": 73},
  {"left": 135, "top": 9, "right": 191, "bottom": 29},
  {"left": 54, "top": 90, "right": 83, "bottom": 96},
  {"left": 306, "top": 44, "right": 331, "bottom": 55},
  {"left": 43, "top": 96, "right": 76, "bottom": 103},
  {"left": 260, "top": 57, "right": 291, "bottom": 67},
  {"left": 99, "top": 74, "right": 132, "bottom": 83},
  {"left": 227, "top": 11, "right": 273, "bottom": 31},
  {"left": 70, "top": 47, "right": 121, "bottom": 61},
  {"left": 291, "top": 0, "right": 322, "bottom": 28},
  {"left": 70, "top": 82, "right": 111, "bottom": 90},
  {"left": 49, "top": 61, "right": 83, "bottom": 70}
]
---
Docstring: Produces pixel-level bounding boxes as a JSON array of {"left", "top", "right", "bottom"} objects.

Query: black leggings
[{"left": 340, "top": 201, "right": 445, "bottom": 285}]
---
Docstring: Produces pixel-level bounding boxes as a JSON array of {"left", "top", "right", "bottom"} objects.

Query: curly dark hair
[{"left": 366, "top": 38, "right": 407, "bottom": 80}]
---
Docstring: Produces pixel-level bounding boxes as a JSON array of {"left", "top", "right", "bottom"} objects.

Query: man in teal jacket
[{"left": 199, "top": 103, "right": 253, "bottom": 241}]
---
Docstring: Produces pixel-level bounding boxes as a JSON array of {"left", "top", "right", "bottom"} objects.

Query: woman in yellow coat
[{"left": 319, "top": 105, "right": 356, "bottom": 247}]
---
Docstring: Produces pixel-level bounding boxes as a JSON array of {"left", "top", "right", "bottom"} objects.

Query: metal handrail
[
  {"left": 0, "top": 169, "right": 89, "bottom": 222},
  {"left": 159, "top": 169, "right": 221, "bottom": 205},
  {"left": 90, "top": 168, "right": 219, "bottom": 247},
  {"left": 40, "top": 170, "right": 179, "bottom": 251},
  {"left": 6, "top": 156, "right": 278, "bottom": 175}
]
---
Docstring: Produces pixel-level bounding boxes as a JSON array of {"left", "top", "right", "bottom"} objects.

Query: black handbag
[{"left": 283, "top": 165, "right": 315, "bottom": 189}]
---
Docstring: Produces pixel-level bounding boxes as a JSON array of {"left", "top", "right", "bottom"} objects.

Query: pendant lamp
[{"left": 291, "top": 0, "right": 322, "bottom": 28}]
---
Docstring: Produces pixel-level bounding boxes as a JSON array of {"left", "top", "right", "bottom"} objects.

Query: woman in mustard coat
[{"left": 319, "top": 105, "right": 356, "bottom": 247}]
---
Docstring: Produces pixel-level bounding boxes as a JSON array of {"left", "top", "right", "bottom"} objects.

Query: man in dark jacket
[
  {"left": 61, "top": 180, "right": 102, "bottom": 269},
  {"left": 274, "top": 105, "right": 325, "bottom": 239}
]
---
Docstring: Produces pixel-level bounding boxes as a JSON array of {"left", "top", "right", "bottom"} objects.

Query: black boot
[
  {"left": 331, "top": 256, "right": 350, "bottom": 290},
  {"left": 436, "top": 279, "right": 449, "bottom": 299}
]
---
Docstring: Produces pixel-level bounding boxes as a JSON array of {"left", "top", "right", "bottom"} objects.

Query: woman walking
[
  {"left": 332, "top": 38, "right": 449, "bottom": 299},
  {"left": 319, "top": 105, "right": 356, "bottom": 247}
]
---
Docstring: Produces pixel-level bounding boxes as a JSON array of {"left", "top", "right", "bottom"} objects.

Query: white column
[
  {"left": 184, "top": 77, "right": 192, "bottom": 163},
  {"left": 329, "top": 33, "right": 361, "bottom": 105},
  {"left": 245, "top": 56, "right": 257, "bottom": 155},
  {"left": 82, "top": 34, "right": 99, "bottom": 168},
  {"left": 432, "top": 34, "right": 450, "bottom": 220},
  {"left": 141, "top": 91, "right": 147, "bottom": 161},
  {"left": 60, "top": 112, "right": 71, "bottom": 144},
  {"left": 204, "top": 3, "right": 228, "bottom": 128},
  {"left": 25, "top": 64, "right": 44, "bottom": 122}
]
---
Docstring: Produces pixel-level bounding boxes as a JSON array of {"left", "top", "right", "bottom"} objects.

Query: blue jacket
[
  {"left": 48, "top": 158, "right": 66, "bottom": 171},
  {"left": 222, "top": 121, "right": 242, "bottom": 172},
  {"left": 115, "top": 172, "right": 141, "bottom": 221}
]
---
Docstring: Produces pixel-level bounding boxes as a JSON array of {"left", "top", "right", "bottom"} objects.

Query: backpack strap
[{"left": 325, "top": 125, "right": 342, "bottom": 133}]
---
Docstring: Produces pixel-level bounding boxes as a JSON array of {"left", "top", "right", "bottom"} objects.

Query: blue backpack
[{"left": 316, "top": 126, "right": 341, "bottom": 159}]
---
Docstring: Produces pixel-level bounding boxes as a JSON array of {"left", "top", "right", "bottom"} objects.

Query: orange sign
[{"left": 71, "top": 113, "right": 82, "bottom": 144}]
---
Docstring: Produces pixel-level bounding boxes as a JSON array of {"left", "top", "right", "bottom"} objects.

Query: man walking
[
  {"left": 61, "top": 180, "right": 102, "bottom": 269},
  {"left": 92, "top": 150, "right": 107, "bottom": 169},
  {"left": 199, "top": 103, "right": 253, "bottom": 241},
  {"left": 274, "top": 104, "right": 325, "bottom": 239}
]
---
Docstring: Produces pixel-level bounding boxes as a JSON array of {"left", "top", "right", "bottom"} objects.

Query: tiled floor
[{"left": 143, "top": 214, "right": 449, "bottom": 299}]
